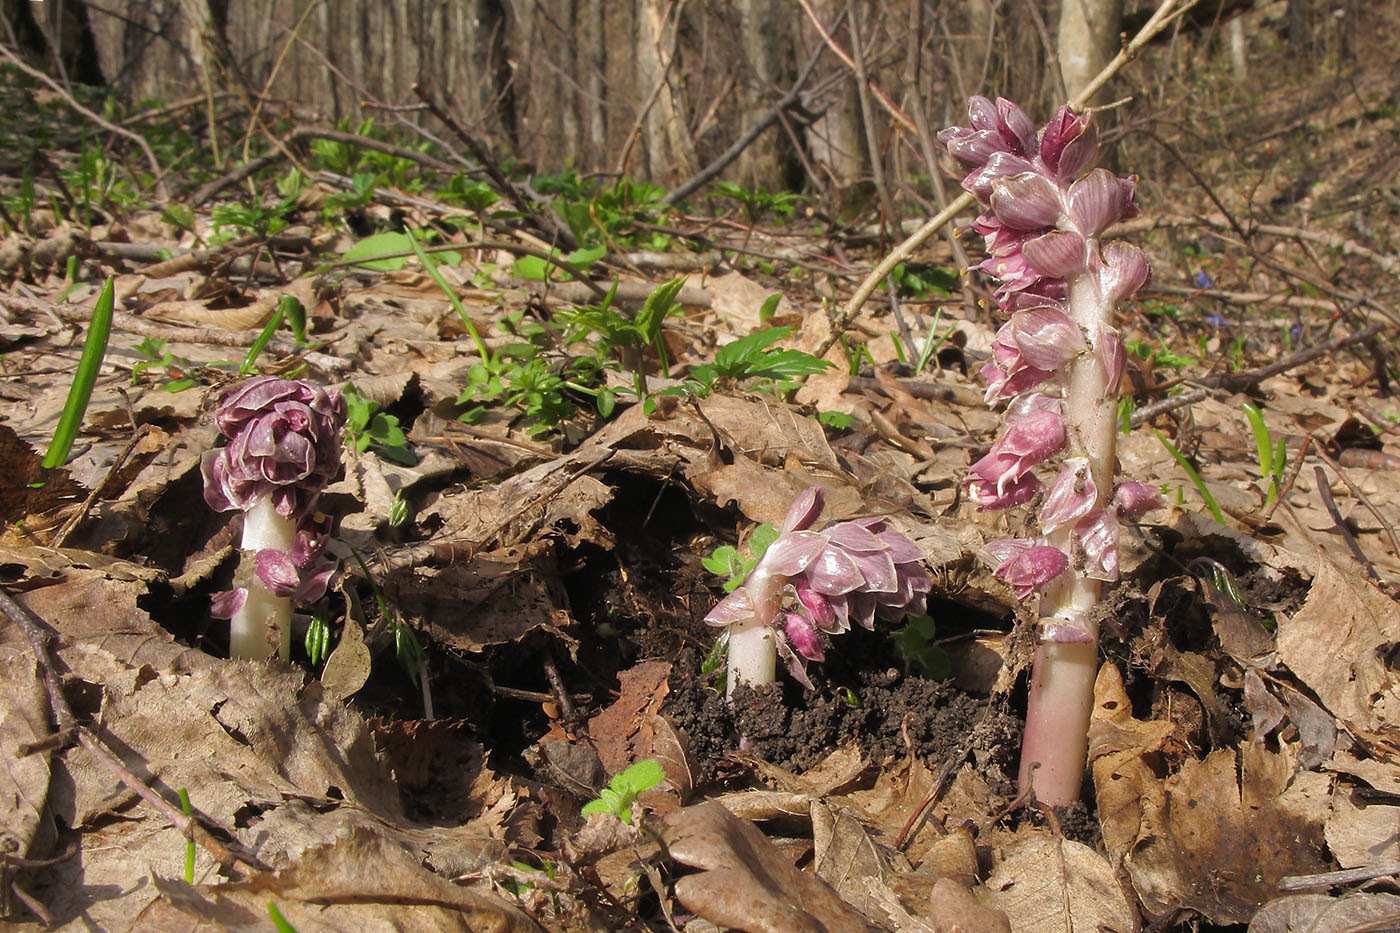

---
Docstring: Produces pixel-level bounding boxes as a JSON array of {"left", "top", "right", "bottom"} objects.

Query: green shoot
[
  {"left": 305, "top": 615, "right": 331, "bottom": 666},
  {"left": 580, "top": 759, "right": 666, "bottom": 824},
  {"left": 408, "top": 232, "right": 492, "bottom": 363},
  {"left": 341, "top": 384, "right": 415, "bottom": 464},
  {"left": 1241, "top": 402, "right": 1286, "bottom": 506},
  {"left": 893, "top": 614, "right": 950, "bottom": 680},
  {"left": 43, "top": 276, "right": 115, "bottom": 469},
  {"left": 1154, "top": 429, "right": 1226, "bottom": 524},
  {"left": 266, "top": 901, "right": 299, "bottom": 933},
  {"left": 687, "top": 326, "right": 830, "bottom": 390},
  {"left": 177, "top": 787, "right": 195, "bottom": 884},
  {"left": 240, "top": 302, "right": 285, "bottom": 375}
]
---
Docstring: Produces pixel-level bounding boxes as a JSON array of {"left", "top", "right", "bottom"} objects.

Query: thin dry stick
[
  {"left": 412, "top": 83, "right": 578, "bottom": 251},
  {"left": 817, "top": 0, "right": 1197, "bottom": 358},
  {"left": 0, "top": 586, "right": 255, "bottom": 875},
  {"left": 1311, "top": 445, "right": 1400, "bottom": 575},
  {"left": 794, "top": 0, "right": 916, "bottom": 134},
  {"left": 1128, "top": 323, "right": 1383, "bottom": 428},
  {"left": 0, "top": 45, "right": 168, "bottom": 202},
  {"left": 1312, "top": 465, "right": 1381, "bottom": 581}
]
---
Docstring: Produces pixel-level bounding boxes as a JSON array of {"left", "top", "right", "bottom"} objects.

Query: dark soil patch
[{"left": 663, "top": 621, "right": 1010, "bottom": 787}]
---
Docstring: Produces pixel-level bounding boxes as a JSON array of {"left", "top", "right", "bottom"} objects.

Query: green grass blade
[
  {"left": 407, "top": 232, "right": 491, "bottom": 363},
  {"left": 1241, "top": 401, "right": 1273, "bottom": 478},
  {"left": 1154, "top": 428, "right": 1226, "bottom": 524},
  {"left": 43, "top": 276, "right": 115, "bottom": 469},
  {"left": 240, "top": 304, "right": 285, "bottom": 375}
]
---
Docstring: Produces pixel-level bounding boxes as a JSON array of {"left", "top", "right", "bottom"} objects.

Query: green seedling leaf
[
  {"left": 305, "top": 615, "right": 331, "bottom": 666},
  {"left": 758, "top": 292, "right": 781, "bottom": 324},
  {"left": 409, "top": 233, "right": 490, "bottom": 362},
  {"left": 266, "top": 901, "right": 299, "bottom": 933},
  {"left": 1154, "top": 428, "right": 1226, "bottom": 524},
  {"left": 281, "top": 294, "right": 308, "bottom": 345},
  {"left": 818, "top": 410, "right": 854, "bottom": 430},
  {"left": 1242, "top": 402, "right": 1274, "bottom": 479},
  {"left": 580, "top": 759, "right": 666, "bottom": 824},
  {"left": 43, "top": 276, "right": 114, "bottom": 469},
  {"left": 343, "top": 231, "right": 415, "bottom": 271},
  {"left": 894, "top": 614, "right": 951, "bottom": 680},
  {"left": 748, "top": 523, "right": 779, "bottom": 559}
]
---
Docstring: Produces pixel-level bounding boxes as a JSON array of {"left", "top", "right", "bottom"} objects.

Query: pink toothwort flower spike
[
  {"left": 990, "top": 172, "right": 1063, "bottom": 231},
  {"left": 941, "top": 94, "right": 1152, "bottom": 808},
  {"left": 794, "top": 578, "right": 837, "bottom": 631},
  {"left": 203, "top": 377, "right": 346, "bottom": 661},
  {"left": 1039, "top": 459, "right": 1098, "bottom": 530},
  {"left": 1011, "top": 307, "right": 1088, "bottom": 371},
  {"left": 1074, "top": 508, "right": 1120, "bottom": 582},
  {"left": 783, "top": 611, "right": 825, "bottom": 663},
  {"left": 1021, "top": 231, "right": 1088, "bottom": 280}
]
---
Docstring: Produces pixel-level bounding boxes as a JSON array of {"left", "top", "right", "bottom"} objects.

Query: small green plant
[
  {"left": 881, "top": 262, "right": 957, "bottom": 301},
  {"left": 580, "top": 759, "right": 666, "bottom": 824},
  {"left": 44, "top": 277, "right": 114, "bottom": 469},
  {"left": 1241, "top": 401, "right": 1287, "bottom": 507},
  {"left": 341, "top": 384, "right": 415, "bottom": 465},
  {"left": 131, "top": 338, "right": 197, "bottom": 392},
  {"left": 687, "top": 326, "right": 830, "bottom": 392},
  {"left": 1124, "top": 338, "right": 1196, "bottom": 372},
  {"left": 702, "top": 523, "right": 779, "bottom": 593},
  {"left": 304, "top": 615, "right": 331, "bottom": 666},
  {"left": 893, "top": 614, "right": 950, "bottom": 680},
  {"left": 1154, "top": 428, "right": 1226, "bottom": 524}
]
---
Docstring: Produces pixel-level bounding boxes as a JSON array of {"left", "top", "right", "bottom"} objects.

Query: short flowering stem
[
  {"left": 726, "top": 617, "right": 777, "bottom": 699},
  {"left": 1018, "top": 266, "right": 1118, "bottom": 805},
  {"left": 231, "top": 497, "right": 296, "bottom": 661},
  {"left": 939, "top": 95, "right": 1158, "bottom": 808}
]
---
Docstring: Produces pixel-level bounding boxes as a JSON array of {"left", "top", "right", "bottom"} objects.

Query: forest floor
[{"left": 4, "top": 14, "right": 1400, "bottom": 933}]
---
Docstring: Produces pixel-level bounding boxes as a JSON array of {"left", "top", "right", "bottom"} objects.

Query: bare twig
[
  {"left": 412, "top": 83, "right": 578, "bottom": 250},
  {"left": 1129, "top": 323, "right": 1384, "bottom": 427}
]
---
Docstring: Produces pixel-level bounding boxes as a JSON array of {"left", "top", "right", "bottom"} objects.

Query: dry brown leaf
[
  {"left": 587, "top": 659, "right": 672, "bottom": 775},
  {"left": 983, "top": 828, "right": 1137, "bottom": 933},
  {"left": 1123, "top": 744, "right": 1331, "bottom": 924},
  {"left": 1248, "top": 891, "right": 1400, "bottom": 933},
  {"left": 1324, "top": 785, "right": 1400, "bottom": 868},
  {"left": 140, "top": 824, "right": 541, "bottom": 932},
  {"left": 1276, "top": 558, "right": 1400, "bottom": 743},
  {"left": 662, "top": 800, "right": 877, "bottom": 933},
  {"left": 0, "top": 616, "right": 53, "bottom": 867}
]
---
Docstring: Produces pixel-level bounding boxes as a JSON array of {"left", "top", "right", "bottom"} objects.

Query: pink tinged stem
[
  {"left": 725, "top": 567, "right": 783, "bottom": 699},
  {"left": 231, "top": 496, "right": 296, "bottom": 660},
  {"left": 1017, "top": 268, "right": 1118, "bottom": 806},
  {"left": 1018, "top": 641, "right": 1098, "bottom": 806}
]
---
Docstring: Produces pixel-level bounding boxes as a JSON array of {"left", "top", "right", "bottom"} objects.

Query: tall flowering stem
[
  {"left": 705, "top": 488, "right": 931, "bottom": 698},
  {"left": 939, "top": 97, "right": 1160, "bottom": 806},
  {"left": 202, "top": 377, "right": 346, "bottom": 660}
]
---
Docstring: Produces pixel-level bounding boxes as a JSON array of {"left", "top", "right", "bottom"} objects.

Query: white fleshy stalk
[{"left": 230, "top": 497, "right": 296, "bottom": 661}]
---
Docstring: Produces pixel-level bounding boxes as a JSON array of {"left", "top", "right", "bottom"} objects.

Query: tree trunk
[
  {"left": 1057, "top": 0, "right": 1122, "bottom": 103},
  {"left": 802, "top": 0, "right": 863, "bottom": 188}
]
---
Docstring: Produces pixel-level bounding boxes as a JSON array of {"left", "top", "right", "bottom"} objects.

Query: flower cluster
[
  {"left": 203, "top": 376, "right": 346, "bottom": 519},
  {"left": 939, "top": 97, "right": 1159, "bottom": 628},
  {"left": 705, "top": 487, "right": 931, "bottom": 689},
  {"left": 202, "top": 376, "right": 346, "bottom": 658}
]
